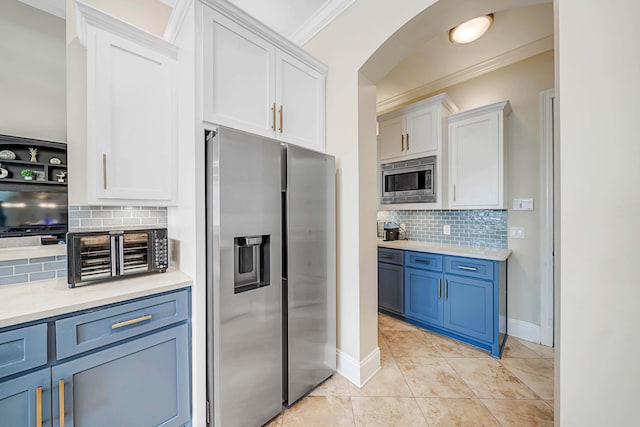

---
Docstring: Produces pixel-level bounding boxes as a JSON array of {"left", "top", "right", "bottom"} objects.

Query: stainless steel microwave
[
  {"left": 67, "top": 227, "right": 169, "bottom": 287},
  {"left": 380, "top": 156, "right": 436, "bottom": 204}
]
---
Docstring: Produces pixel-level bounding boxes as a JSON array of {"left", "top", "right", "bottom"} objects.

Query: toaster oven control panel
[{"left": 154, "top": 229, "right": 169, "bottom": 272}]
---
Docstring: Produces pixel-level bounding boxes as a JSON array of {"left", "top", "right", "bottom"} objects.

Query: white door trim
[{"left": 540, "top": 88, "right": 555, "bottom": 347}]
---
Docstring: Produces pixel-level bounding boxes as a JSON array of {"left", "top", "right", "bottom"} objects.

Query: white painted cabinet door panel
[
  {"left": 275, "top": 50, "right": 325, "bottom": 151},
  {"left": 87, "top": 28, "right": 177, "bottom": 205},
  {"left": 379, "top": 116, "right": 405, "bottom": 160},
  {"left": 448, "top": 111, "right": 504, "bottom": 209},
  {"left": 405, "top": 106, "right": 437, "bottom": 155},
  {"left": 203, "top": 7, "right": 275, "bottom": 138}
]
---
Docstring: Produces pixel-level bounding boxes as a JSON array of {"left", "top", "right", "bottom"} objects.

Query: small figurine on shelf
[
  {"left": 56, "top": 171, "right": 67, "bottom": 183},
  {"left": 28, "top": 147, "right": 38, "bottom": 162}
]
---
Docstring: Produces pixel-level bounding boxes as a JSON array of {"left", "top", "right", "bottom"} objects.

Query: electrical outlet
[
  {"left": 443, "top": 224, "right": 451, "bottom": 235},
  {"left": 510, "top": 227, "right": 525, "bottom": 239}
]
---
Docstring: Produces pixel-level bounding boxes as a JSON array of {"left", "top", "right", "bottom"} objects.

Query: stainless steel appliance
[
  {"left": 206, "top": 127, "right": 336, "bottom": 427},
  {"left": 67, "top": 228, "right": 168, "bottom": 287},
  {"left": 380, "top": 156, "right": 436, "bottom": 204}
]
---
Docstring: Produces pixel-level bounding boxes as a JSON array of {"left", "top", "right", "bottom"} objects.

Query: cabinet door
[
  {"left": 275, "top": 50, "right": 325, "bottom": 151},
  {"left": 87, "top": 27, "right": 178, "bottom": 205},
  {"left": 203, "top": 7, "right": 275, "bottom": 138},
  {"left": 405, "top": 106, "right": 437, "bottom": 155},
  {"left": 0, "top": 369, "right": 51, "bottom": 427},
  {"left": 404, "top": 267, "right": 443, "bottom": 326},
  {"left": 52, "top": 325, "right": 190, "bottom": 427},
  {"left": 448, "top": 111, "right": 503, "bottom": 208},
  {"left": 379, "top": 116, "right": 405, "bottom": 160},
  {"left": 443, "top": 275, "right": 493, "bottom": 343},
  {"left": 378, "top": 262, "right": 404, "bottom": 314}
]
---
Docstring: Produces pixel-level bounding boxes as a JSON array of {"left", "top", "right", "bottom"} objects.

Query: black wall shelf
[{"left": 0, "top": 134, "right": 67, "bottom": 186}]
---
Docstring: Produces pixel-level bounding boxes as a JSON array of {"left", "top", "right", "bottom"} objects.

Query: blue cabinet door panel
[
  {"left": 444, "top": 256, "right": 494, "bottom": 280},
  {"left": 404, "top": 267, "right": 443, "bottom": 326},
  {"left": 378, "top": 263, "right": 404, "bottom": 314},
  {"left": 0, "top": 324, "right": 48, "bottom": 380},
  {"left": 404, "top": 251, "right": 443, "bottom": 272},
  {"left": 0, "top": 368, "right": 51, "bottom": 427},
  {"left": 444, "top": 276, "right": 493, "bottom": 342},
  {"left": 52, "top": 324, "right": 190, "bottom": 427}
]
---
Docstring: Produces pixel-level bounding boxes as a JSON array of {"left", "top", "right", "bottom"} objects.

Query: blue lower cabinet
[
  {"left": 0, "top": 368, "right": 51, "bottom": 427},
  {"left": 379, "top": 249, "right": 507, "bottom": 358},
  {"left": 443, "top": 275, "right": 493, "bottom": 343},
  {"left": 404, "top": 267, "right": 443, "bottom": 326},
  {"left": 52, "top": 324, "right": 190, "bottom": 427},
  {"left": 378, "top": 263, "right": 404, "bottom": 314}
]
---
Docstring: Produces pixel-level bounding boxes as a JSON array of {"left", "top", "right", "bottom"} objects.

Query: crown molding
[
  {"left": 18, "top": 0, "right": 65, "bottom": 19},
  {"left": 75, "top": 0, "right": 179, "bottom": 59},
  {"left": 290, "top": 0, "right": 355, "bottom": 46},
  {"left": 376, "top": 35, "right": 554, "bottom": 114},
  {"left": 448, "top": 100, "right": 512, "bottom": 123},
  {"left": 163, "top": 0, "right": 193, "bottom": 43},
  {"left": 200, "top": 0, "right": 327, "bottom": 73}
]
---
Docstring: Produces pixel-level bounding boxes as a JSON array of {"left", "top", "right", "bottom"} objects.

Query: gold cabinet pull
[
  {"left": 59, "top": 379, "right": 65, "bottom": 427},
  {"left": 278, "top": 105, "right": 283, "bottom": 133},
  {"left": 272, "top": 102, "right": 276, "bottom": 130},
  {"left": 111, "top": 314, "right": 153, "bottom": 330},
  {"left": 437, "top": 279, "right": 441, "bottom": 299},
  {"left": 406, "top": 133, "right": 410, "bottom": 150},
  {"left": 401, "top": 134, "right": 404, "bottom": 151},
  {"left": 102, "top": 154, "right": 107, "bottom": 190},
  {"left": 36, "top": 386, "right": 43, "bottom": 427}
]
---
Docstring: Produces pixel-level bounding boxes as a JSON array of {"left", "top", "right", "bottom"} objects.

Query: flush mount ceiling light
[{"left": 449, "top": 14, "right": 494, "bottom": 44}]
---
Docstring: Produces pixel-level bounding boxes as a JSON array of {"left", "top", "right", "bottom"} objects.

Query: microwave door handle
[
  {"left": 118, "top": 235, "right": 124, "bottom": 275},
  {"left": 110, "top": 236, "right": 118, "bottom": 277}
]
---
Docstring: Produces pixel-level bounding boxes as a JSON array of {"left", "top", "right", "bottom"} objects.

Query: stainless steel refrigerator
[{"left": 205, "top": 127, "right": 336, "bottom": 427}]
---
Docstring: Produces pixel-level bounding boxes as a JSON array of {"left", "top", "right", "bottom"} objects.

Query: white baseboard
[
  {"left": 506, "top": 317, "right": 542, "bottom": 343},
  {"left": 336, "top": 347, "right": 381, "bottom": 388}
]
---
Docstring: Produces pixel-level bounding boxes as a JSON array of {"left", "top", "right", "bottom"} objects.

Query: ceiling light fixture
[{"left": 449, "top": 14, "right": 494, "bottom": 44}]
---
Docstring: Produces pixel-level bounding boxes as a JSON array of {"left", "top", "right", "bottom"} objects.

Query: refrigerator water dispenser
[{"left": 234, "top": 235, "right": 270, "bottom": 293}]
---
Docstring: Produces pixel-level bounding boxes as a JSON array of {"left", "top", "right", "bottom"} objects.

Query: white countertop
[
  {"left": 0, "top": 244, "right": 66, "bottom": 261},
  {"left": 377, "top": 239, "right": 511, "bottom": 261},
  {"left": 0, "top": 269, "right": 193, "bottom": 328}
]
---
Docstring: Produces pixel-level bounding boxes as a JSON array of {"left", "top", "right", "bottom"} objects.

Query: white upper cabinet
[
  {"left": 203, "top": 9, "right": 275, "bottom": 138},
  {"left": 448, "top": 101, "right": 511, "bottom": 210},
  {"left": 275, "top": 50, "right": 325, "bottom": 151},
  {"left": 378, "top": 94, "right": 457, "bottom": 162},
  {"left": 77, "top": 2, "right": 179, "bottom": 206},
  {"left": 201, "top": 3, "right": 327, "bottom": 151}
]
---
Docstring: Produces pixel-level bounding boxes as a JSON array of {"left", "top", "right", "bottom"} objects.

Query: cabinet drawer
[
  {"left": 444, "top": 256, "right": 494, "bottom": 280},
  {"left": 0, "top": 324, "right": 47, "bottom": 379},
  {"left": 378, "top": 248, "right": 403, "bottom": 266},
  {"left": 56, "top": 289, "right": 189, "bottom": 359},
  {"left": 404, "top": 251, "right": 442, "bottom": 272}
]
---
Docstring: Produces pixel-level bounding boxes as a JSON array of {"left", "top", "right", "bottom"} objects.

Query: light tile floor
[{"left": 265, "top": 313, "right": 554, "bottom": 427}]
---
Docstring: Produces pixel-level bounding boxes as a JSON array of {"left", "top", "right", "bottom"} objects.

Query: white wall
[
  {"left": 557, "top": 0, "right": 640, "bottom": 425},
  {"left": 0, "top": 0, "right": 66, "bottom": 142},
  {"left": 398, "top": 51, "right": 554, "bottom": 333}
]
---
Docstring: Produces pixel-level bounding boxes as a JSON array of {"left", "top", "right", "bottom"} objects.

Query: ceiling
[{"left": 376, "top": 3, "right": 554, "bottom": 111}]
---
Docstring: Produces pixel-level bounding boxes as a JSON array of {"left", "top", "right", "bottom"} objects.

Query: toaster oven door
[
  {"left": 119, "top": 232, "right": 151, "bottom": 275},
  {"left": 71, "top": 234, "right": 115, "bottom": 283}
]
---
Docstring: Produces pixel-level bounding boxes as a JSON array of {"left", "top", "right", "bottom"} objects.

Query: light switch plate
[
  {"left": 513, "top": 198, "right": 534, "bottom": 211},
  {"left": 510, "top": 227, "right": 525, "bottom": 239},
  {"left": 443, "top": 225, "right": 451, "bottom": 235}
]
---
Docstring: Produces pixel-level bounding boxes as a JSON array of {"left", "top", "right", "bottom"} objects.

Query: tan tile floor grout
[{"left": 264, "top": 313, "right": 554, "bottom": 426}]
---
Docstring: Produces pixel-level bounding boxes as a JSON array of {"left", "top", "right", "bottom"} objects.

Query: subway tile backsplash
[
  {"left": 68, "top": 205, "right": 168, "bottom": 231},
  {"left": 377, "top": 209, "right": 508, "bottom": 249},
  {"left": 0, "top": 255, "right": 67, "bottom": 285}
]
